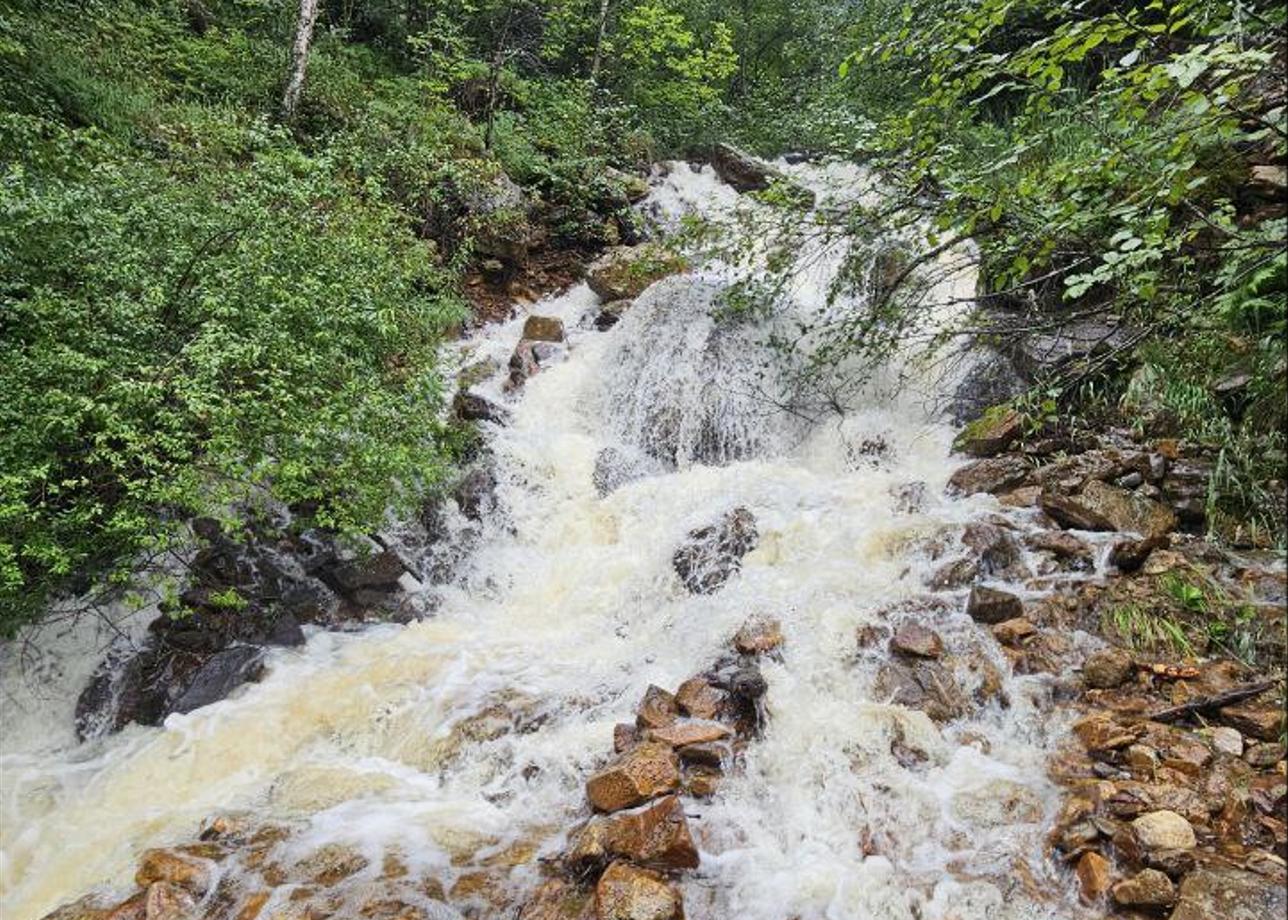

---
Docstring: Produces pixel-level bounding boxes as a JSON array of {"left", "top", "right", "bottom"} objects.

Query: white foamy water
[{"left": 0, "top": 161, "right": 1091, "bottom": 920}]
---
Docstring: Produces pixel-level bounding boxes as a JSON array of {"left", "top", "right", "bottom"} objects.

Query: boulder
[
  {"left": 960, "top": 522, "right": 1024, "bottom": 576},
  {"left": 1112, "top": 869, "right": 1176, "bottom": 908},
  {"left": 672, "top": 507, "right": 758, "bottom": 594},
  {"left": 592, "top": 447, "right": 649, "bottom": 497},
  {"left": 946, "top": 456, "right": 1031, "bottom": 496},
  {"left": 1131, "top": 810, "right": 1196, "bottom": 851},
  {"left": 453, "top": 391, "right": 508, "bottom": 425},
  {"left": 135, "top": 850, "right": 212, "bottom": 896},
  {"left": 522, "top": 315, "right": 565, "bottom": 343},
  {"left": 330, "top": 549, "right": 407, "bottom": 592},
  {"left": 992, "top": 618, "right": 1036, "bottom": 647},
  {"left": 454, "top": 466, "right": 498, "bottom": 521},
  {"left": 1026, "top": 531, "right": 1093, "bottom": 566},
  {"left": 953, "top": 407, "right": 1024, "bottom": 458},
  {"left": 586, "top": 742, "right": 681, "bottom": 812},
  {"left": 587, "top": 244, "right": 686, "bottom": 302},
  {"left": 1082, "top": 647, "right": 1135, "bottom": 689},
  {"left": 965, "top": 586, "right": 1023, "bottom": 625},
  {"left": 733, "top": 615, "right": 783, "bottom": 655},
  {"left": 1108, "top": 535, "right": 1167, "bottom": 572},
  {"left": 567, "top": 795, "right": 698, "bottom": 872},
  {"left": 1170, "top": 865, "right": 1286, "bottom": 920},
  {"left": 1009, "top": 316, "right": 1132, "bottom": 380},
  {"left": 890, "top": 623, "right": 944, "bottom": 659},
  {"left": 594, "top": 862, "right": 682, "bottom": 920},
  {"left": 708, "top": 143, "right": 814, "bottom": 206},
  {"left": 170, "top": 646, "right": 265, "bottom": 715}
]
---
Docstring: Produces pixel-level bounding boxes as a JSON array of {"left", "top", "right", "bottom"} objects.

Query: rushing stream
[{"left": 1, "top": 161, "right": 1098, "bottom": 919}]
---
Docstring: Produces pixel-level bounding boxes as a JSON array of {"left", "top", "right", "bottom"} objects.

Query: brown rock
[
  {"left": 927, "top": 556, "right": 979, "bottom": 589},
  {"left": 1026, "top": 530, "right": 1093, "bottom": 564},
  {"left": 682, "top": 765, "right": 721, "bottom": 797},
  {"left": 672, "top": 507, "right": 758, "bottom": 595},
  {"left": 674, "top": 677, "right": 725, "bottom": 720},
  {"left": 594, "top": 862, "right": 682, "bottom": 920},
  {"left": 1112, "top": 868, "right": 1176, "bottom": 907},
  {"left": 522, "top": 315, "right": 565, "bottom": 343},
  {"left": 1075, "top": 850, "right": 1113, "bottom": 903},
  {"left": 587, "top": 244, "right": 686, "bottom": 302},
  {"left": 733, "top": 616, "right": 784, "bottom": 655},
  {"left": 568, "top": 795, "right": 698, "bottom": 872},
  {"left": 636, "top": 685, "right": 680, "bottom": 730},
  {"left": 1044, "top": 480, "right": 1177, "bottom": 539},
  {"left": 1109, "top": 535, "right": 1167, "bottom": 572},
  {"left": 992, "top": 617, "right": 1036, "bottom": 647},
  {"left": 647, "top": 721, "right": 731, "bottom": 748},
  {"left": 1170, "top": 865, "right": 1286, "bottom": 920},
  {"left": 586, "top": 742, "right": 681, "bottom": 813},
  {"left": 142, "top": 882, "right": 195, "bottom": 920},
  {"left": 135, "top": 850, "right": 212, "bottom": 896},
  {"left": 1082, "top": 647, "right": 1135, "bottom": 689},
  {"left": 874, "top": 659, "right": 968, "bottom": 723},
  {"left": 890, "top": 623, "right": 944, "bottom": 658},
  {"left": 947, "top": 456, "right": 1031, "bottom": 495},
  {"left": 997, "top": 485, "right": 1042, "bottom": 507},
  {"left": 965, "top": 585, "right": 1023, "bottom": 624},
  {"left": 676, "top": 741, "right": 726, "bottom": 768},
  {"left": 1220, "top": 702, "right": 1284, "bottom": 741}
]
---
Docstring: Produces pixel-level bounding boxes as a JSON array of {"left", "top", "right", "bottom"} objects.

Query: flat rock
[
  {"left": 647, "top": 721, "right": 731, "bottom": 748},
  {"left": 586, "top": 742, "right": 681, "bottom": 813}
]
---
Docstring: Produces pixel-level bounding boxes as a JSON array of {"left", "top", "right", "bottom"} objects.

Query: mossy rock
[
  {"left": 953, "top": 405, "right": 1024, "bottom": 458},
  {"left": 587, "top": 243, "right": 688, "bottom": 301}
]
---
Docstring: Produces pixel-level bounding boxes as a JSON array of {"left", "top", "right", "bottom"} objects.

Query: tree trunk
[
  {"left": 590, "top": 0, "right": 611, "bottom": 82},
  {"left": 281, "top": 0, "right": 320, "bottom": 122}
]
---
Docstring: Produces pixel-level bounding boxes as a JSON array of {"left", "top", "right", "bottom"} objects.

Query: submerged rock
[{"left": 672, "top": 507, "right": 758, "bottom": 594}]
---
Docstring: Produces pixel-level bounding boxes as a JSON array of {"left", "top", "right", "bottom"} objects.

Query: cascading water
[{"left": 1, "top": 160, "right": 1097, "bottom": 920}]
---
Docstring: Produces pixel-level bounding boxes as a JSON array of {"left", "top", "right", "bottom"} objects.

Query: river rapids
[{"left": 1, "top": 161, "right": 1099, "bottom": 920}]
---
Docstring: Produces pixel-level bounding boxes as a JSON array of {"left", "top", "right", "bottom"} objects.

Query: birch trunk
[{"left": 281, "top": 0, "right": 320, "bottom": 121}]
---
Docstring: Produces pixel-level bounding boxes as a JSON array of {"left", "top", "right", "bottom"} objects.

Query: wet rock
[
  {"left": 568, "top": 795, "right": 699, "bottom": 873},
  {"left": 1132, "top": 810, "right": 1195, "bottom": 851},
  {"left": 733, "top": 615, "right": 783, "bottom": 655},
  {"left": 1083, "top": 647, "right": 1135, "bottom": 689},
  {"left": 961, "top": 522, "right": 1024, "bottom": 576},
  {"left": 953, "top": 408, "right": 1024, "bottom": 458},
  {"left": 1112, "top": 868, "right": 1176, "bottom": 908},
  {"left": 170, "top": 646, "right": 264, "bottom": 715},
  {"left": 1076, "top": 850, "right": 1113, "bottom": 903},
  {"left": 522, "top": 315, "right": 565, "bottom": 342},
  {"left": 997, "top": 485, "right": 1042, "bottom": 508},
  {"left": 1162, "top": 458, "right": 1211, "bottom": 527},
  {"left": 1109, "top": 535, "right": 1168, "bottom": 572},
  {"left": 1010, "top": 316, "right": 1132, "bottom": 380},
  {"left": 517, "top": 879, "right": 594, "bottom": 920},
  {"left": 890, "top": 623, "right": 944, "bottom": 659},
  {"left": 636, "top": 685, "right": 680, "bottom": 730},
  {"left": 874, "top": 659, "right": 968, "bottom": 722},
  {"left": 143, "top": 882, "right": 195, "bottom": 920},
  {"left": 672, "top": 507, "right": 758, "bottom": 595},
  {"left": 587, "top": 244, "right": 686, "bottom": 302},
  {"left": 586, "top": 742, "right": 681, "bottom": 813},
  {"left": 647, "top": 721, "right": 731, "bottom": 748},
  {"left": 330, "top": 549, "right": 407, "bottom": 592},
  {"left": 594, "top": 861, "right": 682, "bottom": 920},
  {"left": 453, "top": 391, "right": 508, "bottom": 426},
  {"left": 951, "top": 779, "right": 1045, "bottom": 825},
  {"left": 613, "top": 723, "right": 639, "bottom": 753},
  {"left": 296, "top": 842, "right": 370, "bottom": 886},
  {"left": 594, "top": 299, "right": 632, "bottom": 331},
  {"left": 1170, "top": 865, "right": 1286, "bottom": 920},
  {"left": 992, "top": 617, "right": 1036, "bottom": 647},
  {"left": 950, "top": 351, "right": 1028, "bottom": 426},
  {"left": 135, "top": 850, "right": 211, "bottom": 896},
  {"left": 674, "top": 676, "right": 726, "bottom": 720},
  {"left": 965, "top": 585, "right": 1023, "bottom": 625},
  {"left": 1220, "top": 702, "right": 1283, "bottom": 741},
  {"left": 592, "top": 447, "right": 649, "bottom": 497},
  {"left": 676, "top": 741, "right": 726, "bottom": 768},
  {"left": 708, "top": 143, "right": 814, "bottom": 206},
  {"left": 947, "top": 456, "right": 1031, "bottom": 495},
  {"left": 927, "top": 557, "right": 980, "bottom": 590},
  {"left": 454, "top": 466, "right": 498, "bottom": 521},
  {"left": 1026, "top": 531, "right": 1093, "bottom": 567}
]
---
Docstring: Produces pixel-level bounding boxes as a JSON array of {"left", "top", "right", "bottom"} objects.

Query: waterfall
[{"left": 0, "top": 160, "right": 1087, "bottom": 920}]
